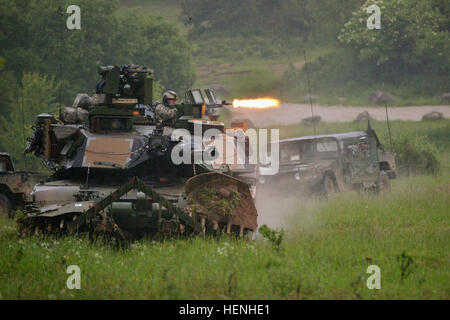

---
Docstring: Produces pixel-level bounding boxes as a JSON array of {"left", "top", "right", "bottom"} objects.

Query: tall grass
[{"left": 1, "top": 173, "right": 448, "bottom": 299}]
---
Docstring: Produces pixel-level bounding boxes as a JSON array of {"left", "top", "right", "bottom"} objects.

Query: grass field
[
  {"left": 1, "top": 118, "right": 448, "bottom": 300},
  {"left": 0, "top": 172, "right": 448, "bottom": 299},
  {"left": 0, "top": 116, "right": 448, "bottom": 299},
  {"left": 118, "top": 0, "right": 184, "bottom": 27}
]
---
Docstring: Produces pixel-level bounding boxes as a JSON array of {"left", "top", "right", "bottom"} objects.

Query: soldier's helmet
[
  {"left": 359, "top": 136, "right": 369, "bottom": 151},
  {"left": 163, "top": 90, "right": 178, "bottom": 105}
]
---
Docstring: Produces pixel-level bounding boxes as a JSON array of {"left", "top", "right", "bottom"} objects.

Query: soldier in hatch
[{"left": 155, "top": 90, "right": 178, "bottom": 126}]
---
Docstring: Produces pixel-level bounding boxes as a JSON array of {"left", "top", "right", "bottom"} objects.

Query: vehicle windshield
[
  {"left": 301, "top": 139, "right": 339, "bottom": 160},
  {"left": 279, "top": 142, "right": 300, "bottom": 162},
  {"left": 278, "top": 138, "right": 339, "bottom": 162}
]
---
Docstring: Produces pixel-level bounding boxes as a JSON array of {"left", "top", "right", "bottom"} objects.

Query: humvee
[
  {"left": 257, "top": 123, "right": 396, "bottom": 197},
  {"left": 0, "top": 153, "right": 45, "bottom": 217}
]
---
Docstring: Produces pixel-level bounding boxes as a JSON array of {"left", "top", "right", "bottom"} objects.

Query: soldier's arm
[{"left": 155, "top": 104, "right": 177, "bottom": 121}]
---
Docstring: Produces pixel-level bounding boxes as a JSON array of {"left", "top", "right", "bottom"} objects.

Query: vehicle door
[{"left": 345, "top": 136, "right": 379, "bottom": 184}]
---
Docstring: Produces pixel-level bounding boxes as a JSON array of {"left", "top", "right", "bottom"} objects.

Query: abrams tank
[{"left": 19, "top": 64, "right": 258, "bottom": 240}]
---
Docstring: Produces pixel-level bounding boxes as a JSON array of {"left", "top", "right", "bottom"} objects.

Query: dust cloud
[{"left": 255, "top": 180, "right": 321, "bottom": 234}]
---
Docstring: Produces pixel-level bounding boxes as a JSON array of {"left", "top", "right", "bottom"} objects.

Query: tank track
[{"left": 17, "top": 175, "right": 257, "bottom": 241}]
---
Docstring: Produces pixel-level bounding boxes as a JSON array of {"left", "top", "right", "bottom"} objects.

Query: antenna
[
  {"left": 303, "top": 51, "right": 317, "bottom": 136},
  {"left": 185, "top": 16, "right": 193, "bottom": 94},
  {"left": 85, "top": 164, "right": 91, "bottom": 189},
  {"left": 384, "top": 103, "right": 393, "bottom": 152},
  {"left": 21, "top": 77, "right": 27, "bottom": 171}
]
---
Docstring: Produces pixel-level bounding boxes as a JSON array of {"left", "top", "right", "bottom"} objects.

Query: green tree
[
  {"left": 0, "top": 0, "right": 195, "bottom": 104},
  {"left": 111, "top": 10, "right": 196, "bottom": 94},
  {"left": 0, "top": 73, "right": 60, "bottom": 171},
  {"left": 152, "top": 80, "right": 164, "bottom": 101},
  {"left": 339, "top": 0, "right": 449, "bottom": 72},
  {"left": 0, "top": 59, "right": 21, "bottom": 151},
  {"left": 0, "top": 0, "right": 120, "bottom": 102}
]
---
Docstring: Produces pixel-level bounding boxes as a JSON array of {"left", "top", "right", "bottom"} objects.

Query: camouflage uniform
[
  {"left": 155, "top": 103, "right": 177, "bottom": 124},
  {"left": 155, "top": 90, "right": 178, "bottom": 125}
]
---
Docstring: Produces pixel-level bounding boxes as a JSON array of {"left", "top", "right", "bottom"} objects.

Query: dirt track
[{"left": 229, "top": 104, "right": 450, "bottom": 127}]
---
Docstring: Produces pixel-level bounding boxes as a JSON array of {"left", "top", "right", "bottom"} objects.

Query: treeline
[
  {"left": 0, "top": 0, "right": 195, "bottom": 104},
  {"left": 182, "top": 0, "right": 364, "bottom": 41},
  {"left": 182, "top": 0, "right": 449, "bottom": 103},
  {"left": 0, "top": 0, "right": 195, "bottom": 169},
  {"left": 281, "top": 0, "right": 449, "bottom": 104}
]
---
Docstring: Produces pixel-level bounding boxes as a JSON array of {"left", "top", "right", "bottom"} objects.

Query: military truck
[
  {"left": 0, "top": 153, "right": 44, "bottom": 217},
  {"left": 256, "top": 123, "right": 396, "bottom": 198}
]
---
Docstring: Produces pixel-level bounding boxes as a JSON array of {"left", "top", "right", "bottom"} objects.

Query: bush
[{"left": 391, "top": 134, "right": 440, "bottom": 176}]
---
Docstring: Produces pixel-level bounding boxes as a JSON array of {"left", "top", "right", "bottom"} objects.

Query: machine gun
[
  {"left": 170, "top": 89, "right": 231, "bottom": 134},
  {"left": 184, "top": 88, "right": 231, "bottom": 121}
]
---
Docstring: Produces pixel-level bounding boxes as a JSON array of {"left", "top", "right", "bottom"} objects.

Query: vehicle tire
[
  {"left": 0, "top": 194, "right": 12, "bottom": 218},
  {"left": 321, "top": 175, "right": 336, "bottom": 198}
]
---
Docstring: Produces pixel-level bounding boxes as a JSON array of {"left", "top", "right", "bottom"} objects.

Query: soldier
[
  {"left": 359, "top": 137, "right": 370, "bottom": 157},
  {"left": 155, "top": 90, "right": 178, "bottom": 125}
]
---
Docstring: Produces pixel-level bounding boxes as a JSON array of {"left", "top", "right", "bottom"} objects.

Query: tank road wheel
[
  {"left": 320, "top": 175, "right": 337, "bottom": 198},
  {"left": 0, "top": 194, "right": 13, "bottom": 218}
]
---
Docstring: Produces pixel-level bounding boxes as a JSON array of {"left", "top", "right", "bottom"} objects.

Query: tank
[{"left": 19, "top": 64, "right": 258, "bottom": 240}]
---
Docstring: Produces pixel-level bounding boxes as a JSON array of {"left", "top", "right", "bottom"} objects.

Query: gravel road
[{"left": 230, "top": 104, "right": 450, "bottom": 127}]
